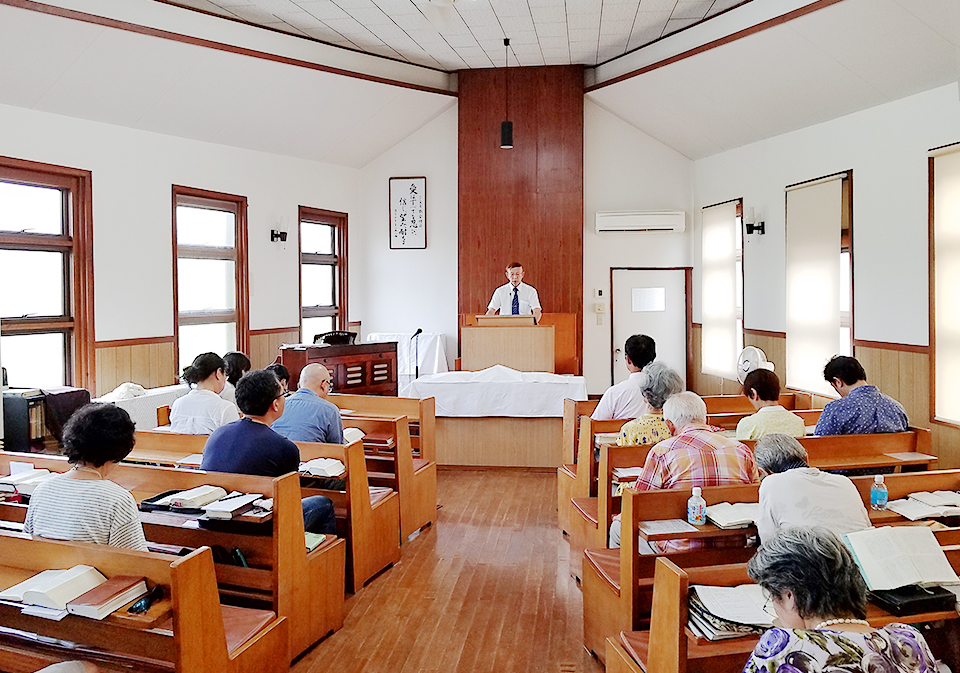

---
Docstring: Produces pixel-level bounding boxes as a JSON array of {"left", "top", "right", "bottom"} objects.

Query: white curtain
[
  {"left": 933, "top": 147, "right": 960, "bottom": 424},
  {"left": 701, "top": 201, "right": 738, "bottom": 379},
  {"left": 785, "top": 176, "right": 842, "bottom": 397}
]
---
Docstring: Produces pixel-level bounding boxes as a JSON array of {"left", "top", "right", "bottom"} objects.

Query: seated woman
[
  {"left": 220, "top": 351, "right": 251, "bottom": 405},
  {"left": 755, "top": 433, "right": 871, "bottom": 543},
  {"left": 169, "top": 352, "right": 240, "bottom": 434},
  {"left": 743, "top": 526, "right": 940, "bottom": 673},
  {"left": 735, "top": 368, "right": 805, "bottom": 440},
  {"left": 616, "top": 361, "right": 682, "bottom": 446},
  {"left": 265, "top": 362, "right": 290, "bottom": 394},
  {"left": 24, "top": 404, "right": 147, "bottom": 551}
]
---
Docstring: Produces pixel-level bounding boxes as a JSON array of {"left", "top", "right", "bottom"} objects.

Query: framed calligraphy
[{"left": 389, "top": 176, "right": 427, "bottom": 249}]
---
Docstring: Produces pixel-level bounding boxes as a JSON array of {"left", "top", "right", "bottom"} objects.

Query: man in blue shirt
[
  {"left": 202, "top": 369, "right": 336, "bottom": 534},
  {"left": 814, "top": 355, "right": 909, "bottom": 436},
  {"left": 272, "top": 364, "right": 344, "bottom": 443}
]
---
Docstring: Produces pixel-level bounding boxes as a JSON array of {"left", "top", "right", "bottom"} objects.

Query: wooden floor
[{"left": 292, "top": 468, "right": 605, "bottom": 673}]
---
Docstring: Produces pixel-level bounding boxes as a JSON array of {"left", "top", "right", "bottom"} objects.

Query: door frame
[{"left": 609, "top": 266, "right": 693, "bottom": 387}]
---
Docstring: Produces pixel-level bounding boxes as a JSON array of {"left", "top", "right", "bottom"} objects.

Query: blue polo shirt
[{"left": 271, "top": 387, "right": 344, "bottom": 444}]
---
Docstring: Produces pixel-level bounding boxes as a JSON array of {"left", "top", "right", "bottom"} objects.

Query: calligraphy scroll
[{"left": 389, "top": 176, "right": 426, "bottom": 249}]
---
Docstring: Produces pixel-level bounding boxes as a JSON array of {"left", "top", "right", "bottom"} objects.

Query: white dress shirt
[
  {"left": 487, "top": 282, "right": 541, "bottom": 316},
  {"left": 592, "top": 370, "right": 650, "bottom": 420},
  {"left": 169, "top": 388, "right": 240, "bottom": 434}
]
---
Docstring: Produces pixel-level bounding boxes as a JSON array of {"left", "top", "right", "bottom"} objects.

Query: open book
[
  {"left": 887, "top": 498, "right": 960, "bottom": 521},
  {"left": 843, "top": 526, "right": 959, "bottom": 591},
  {"left": 705, "top": 502, "right": 758, "bottom": 529},
  {"left": 688, "top": 584, "right": 772, "bottom": 641},
  {"left": 0, "top": 469, "right": 50, "bottom": 493}
]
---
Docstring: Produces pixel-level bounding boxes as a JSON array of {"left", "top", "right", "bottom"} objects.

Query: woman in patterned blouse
[
  {"left": 616, "top": 361, "right": 683, "bottom": 446},
  {"left": 742, "top": 526, "right": 940, "bottom": 673}
]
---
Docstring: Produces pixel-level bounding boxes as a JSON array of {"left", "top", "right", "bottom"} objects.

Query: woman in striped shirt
[{"left": 24, "top": 403, "right": 147, "bottom": 551}]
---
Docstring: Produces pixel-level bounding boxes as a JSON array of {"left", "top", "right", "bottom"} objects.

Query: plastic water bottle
[
  {"left": 870, "top": 475, "right": 888, "bottom": 511},
  {"left": 687, "top": 486, "right": 707, "bottom": 525}
]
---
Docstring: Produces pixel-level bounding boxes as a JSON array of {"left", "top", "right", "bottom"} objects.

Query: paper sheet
[{"left": 638, "top": 519, "right": 697, "bottom": 535}]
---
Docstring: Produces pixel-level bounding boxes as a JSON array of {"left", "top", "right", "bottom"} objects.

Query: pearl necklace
[
  {"left": 813, "top": 618, "right": 871, "bottom": 630},
  {"left": 72, "top": 465, "right": 104, "bottom": 479}
]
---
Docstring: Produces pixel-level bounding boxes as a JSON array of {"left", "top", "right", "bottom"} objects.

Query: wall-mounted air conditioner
[{"left": 595, "top": 210, "right": 686, "bottom": 234}]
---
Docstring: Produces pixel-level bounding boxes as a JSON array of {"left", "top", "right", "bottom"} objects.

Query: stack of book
[
  {"left": 688, "top": 584, "right": 773, "bottom": 641},
  {"left": 299, "top": 458, "right": 346, "bottom": 478},
  {"left": 0, "top": 469, "right": 55, "bottom": 496},
  {"left": 141, "top": 487, "right": 266, "bottom": 520}
]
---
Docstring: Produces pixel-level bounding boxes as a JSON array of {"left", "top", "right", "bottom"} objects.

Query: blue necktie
[{"left": 512, "top": 287, "right": 519, "bottom": 315}]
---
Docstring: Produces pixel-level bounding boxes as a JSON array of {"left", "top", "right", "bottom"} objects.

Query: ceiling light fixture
[{"left": 500, "top": 37, "right": 513, "bottom": 150}]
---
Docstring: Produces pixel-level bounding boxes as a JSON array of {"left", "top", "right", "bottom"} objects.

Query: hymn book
[
  {"left": 705, "top": 502, "right": 759, "bottom": 529},
  {"left": 66, "top": 576, "right": 148, "bottom": 620},
  {"left": 0, "top": 566, "right": 108, "bottom": 610},
  {"left": 843, "top": 526, "right": 959, "bottom": 591},
  {"left": 688, "top": 584, "right": 773, "bottom": 641},
  {"left": 299, "top": 458, "right": 346, "bottom": 478}
]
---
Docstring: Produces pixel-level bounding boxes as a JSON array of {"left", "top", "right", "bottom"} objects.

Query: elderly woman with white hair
[
  {"left": 743, "top": 526, "right": 940, "bottom": 673},
  {"left": 616, "top": 361, "right": 683, "bottom": 447},
  {"left": 755, "top": 433, "right": 871, "bottom": 543}
]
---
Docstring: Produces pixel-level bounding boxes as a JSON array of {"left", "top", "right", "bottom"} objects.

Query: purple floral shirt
[{"left": 742, "top": 623, "right": 938, "bottom": 673}]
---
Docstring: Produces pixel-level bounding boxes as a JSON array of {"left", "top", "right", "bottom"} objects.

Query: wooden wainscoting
[
  {"left": 689, "top": 324, "right": 740, "bottom": 395},
  {"left": 250, "top": 327, "right": 300, "bottom": 369},
  {"left": 93, "top": 337, "right": 176, "bottom": 396}
]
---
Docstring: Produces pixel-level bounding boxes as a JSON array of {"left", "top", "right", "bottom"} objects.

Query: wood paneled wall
[
  {"left": 458, "top": 65, "right": 584, "bottom": 369},
  {"left": 93, "top": 338, "right": 176, "bottom": 396},
  {"left": 690, "top": 325, "right": 960, "bottom": 468},
  {"left": 250, "top": 328, "right": 300, "bottom": 369}
]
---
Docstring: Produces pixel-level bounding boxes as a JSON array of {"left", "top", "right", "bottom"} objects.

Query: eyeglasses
[{"left": 322, "top": 379, "right": 333, "bottom": 390}]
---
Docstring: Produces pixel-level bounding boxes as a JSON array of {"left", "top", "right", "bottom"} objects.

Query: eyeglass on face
[{"left": 322, "top": 379, "right": 334, "bottom": 390}]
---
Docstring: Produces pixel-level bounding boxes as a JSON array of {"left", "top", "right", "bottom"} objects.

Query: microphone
[{"left": 411, "top": 328, "right": 423, "bottom": 339}]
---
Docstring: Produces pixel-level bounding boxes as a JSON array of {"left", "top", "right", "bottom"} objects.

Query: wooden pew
[
  {"left": 609, "top": 548, "right": 960, "bottom": 673},
  {"left": 0, "top": 534, "right": 288, "bottom": 673},
  {"left": 742, "top": 426, "right": 935, "bottom": 472},
  {"left": 341, "top": 414, "right": 437, "bottom": 540},
  {"left": 582, "top": 484, "right": 760, "bottom": 662},
  {"left": 328, "top": 392, "right": 436, "bottom": 465},
  {"left": 128, "top": 430, "right": 207, "bottom": 466},
  {"left": 557, "top": 399, "right": 599, "bottom": 536},
  {"left": 0, "top": 452, "right": 345, "bottom": 661},
  {"left": 706, "top": 408, "right": 822, "bottom": 431},
  {"left": 298, "top": 439, "right": 401, "bottom": 592},
  {"left": 566, "top": 416, "right": 630, "bottom": 579},
  {"left": 701, "top": 392, "right": 812, "bottom": 414}
]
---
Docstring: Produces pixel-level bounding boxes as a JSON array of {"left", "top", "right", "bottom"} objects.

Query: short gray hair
[
  {"left": 754, "top": 433, "right": 808, "bottom": 474},
  {"left": 662, "top": 391, "right": 706, "bottom": 428},
  {"left": 640, "top": 362, "right": 684, "bottom": 411},
  {"left": 747, "top": 526, "right": 867, "bottom": 620}
]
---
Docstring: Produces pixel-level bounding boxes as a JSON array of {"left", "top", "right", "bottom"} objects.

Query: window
[
  {"left": 299, "top": 207, "right": 347, "bottom": 343},
  {"left": 931, "top": 144, "right": 960, "bottom": 424},
  {"left": 784, "top": 171, "right": 853, "bottom": 396},
  {"left": 0, "top": 157, "right": 94, "bottom": 389},
  {"left": 700, "top": 198, "right": 742, "bottom": 379},
  {"left": 173, "top": 187, "right": 248, "bottom": 373}
]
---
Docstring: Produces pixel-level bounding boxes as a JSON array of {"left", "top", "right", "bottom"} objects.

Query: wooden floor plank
[{"left": 295, "top": 469, "right": 603, "bottom": 673}]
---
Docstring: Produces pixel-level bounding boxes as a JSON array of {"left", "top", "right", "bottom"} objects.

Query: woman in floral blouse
[{"left": 742, "top": 526, "right": 940, "bottom": 673}]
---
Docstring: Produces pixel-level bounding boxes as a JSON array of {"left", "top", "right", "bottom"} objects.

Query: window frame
[
  {"left": 298, "top": 206, "right": 348, "bottom": 339},
  {"left": 0, "top": 156, "right": 94, "bottom": 389},
  {"left": 172, "top": 186, "right": 249, "bottom": 371}
]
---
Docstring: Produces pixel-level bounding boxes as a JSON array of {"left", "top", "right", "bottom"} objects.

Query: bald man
[{"left": 271, "top": 364, "right": 345, "bottom": 444}]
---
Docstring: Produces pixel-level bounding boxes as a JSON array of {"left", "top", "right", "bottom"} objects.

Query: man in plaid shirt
[{"left": 609, "top": 391, "right": 759, "bottom": 551}]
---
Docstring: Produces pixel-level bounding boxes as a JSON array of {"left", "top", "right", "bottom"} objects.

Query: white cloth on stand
[
  {"left": 367, "top": 332, "right": 449, "bottom": 396},
  {"left": 407, "top": 365, "right": 587, "bottom": 417}
]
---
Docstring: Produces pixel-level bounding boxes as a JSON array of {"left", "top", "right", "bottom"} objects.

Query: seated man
[
  {"left": 754, "top": 433, "right": 871, "bottom": 543},
  {"left": 265, "top": 362, "right": 290, "bottom": 394},
  {"left": 202, "top": 370, "right": 336, "bottom": 534},
  {"left": 609, "top": 391, "right": 759, "bottom": 550},
  {"left": 815, "top": 355, "right": 909, "bottom": 435},
  {"left": 272, "top": 364, "right": 344, "bottom": 444},
  {"left": 592, "top": 334, "right": 657, "bottom": 421},
  {"left": 735, "top": 369, "right": 805, "bottom": 440}
]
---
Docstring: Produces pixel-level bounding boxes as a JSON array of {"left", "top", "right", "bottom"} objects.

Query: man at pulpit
[{"left": 486, "top": 262, "right": 542, "bottom": 322}]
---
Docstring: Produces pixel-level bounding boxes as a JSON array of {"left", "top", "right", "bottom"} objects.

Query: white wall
[
  {"left": 0, "top": 103, "right": 359, "bottom": 340},
  {"left": 693, "top": 84, "right": 960, "bottom": 346},
  {"left": 583, "top": 100, "right": 694, "bottom": 394},
  {"left": 354, "top": 105, "right": 459, "bottom": 367}
]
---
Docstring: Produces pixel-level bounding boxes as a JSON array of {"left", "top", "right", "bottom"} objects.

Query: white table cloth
[
  {"left": 367, "top": 332, "right": 449, "bottom": 396},
  {"left": 407, "top": 365, "right": 587, "bottom": 418},
  {"left": 94, "top": 383, "right": 189, "bottom": 430}
]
